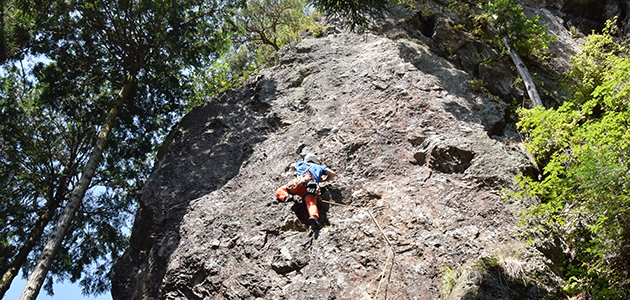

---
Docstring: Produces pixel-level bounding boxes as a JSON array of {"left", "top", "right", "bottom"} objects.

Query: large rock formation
[{"left": 111, "top": 2, "right": 616, "bottom": 299}]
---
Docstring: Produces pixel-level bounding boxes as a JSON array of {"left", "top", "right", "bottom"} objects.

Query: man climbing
[{"left": 275, "top": 154, "right": 336, "bottom": 229}]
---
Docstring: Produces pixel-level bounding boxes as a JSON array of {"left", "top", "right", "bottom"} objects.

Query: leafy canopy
[
  {"left": 236, "top": 0, "right": 310, "bottom": 51},
  {"left": 0, "top": 60, "right": 133, "bottom": 296},
  {"left": 1, "top": 0, "right": 242, "bottom": 296},
  {"left": 309, "top": 0, "right": 397, "bottom": 32},
  {"left": 516, "top": 20, "right": 630, "bottom": 299},
  {"left": 481, "top": 0, "right": 555, "bottom": 56},
  {"left": 0, "top": 0, "right": 52, "bottom": 62},
  {"left": 189, "top": 0, "right": 316, "bottom": 108}
]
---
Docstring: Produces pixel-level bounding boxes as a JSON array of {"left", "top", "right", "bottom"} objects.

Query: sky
[
  {"left": 2, "top": 185, "right": 130, "bottom": 300},
  {"left": 2, "top": 56, "right": 117, "bottom": 300},
  {"left": 5, "top": 277, "right": 111, "bottom": 300}
]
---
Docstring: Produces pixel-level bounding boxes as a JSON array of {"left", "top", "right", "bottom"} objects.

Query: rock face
[{"left": 111, "top": 3, "right": 606, "bottom": 299}]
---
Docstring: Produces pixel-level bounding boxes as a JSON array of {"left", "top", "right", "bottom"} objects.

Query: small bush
[
  {"left": 440, "top": 265, "right": 460, "bottom": 295},
  {"left": 468, "top": 77, "right": 486, "bottom": 93},
  {"left": 309, "top": 23, "right": 329, "bottom": 38},
  {"left": 482, "top": 0, "right": 557, "bottom": 57}
]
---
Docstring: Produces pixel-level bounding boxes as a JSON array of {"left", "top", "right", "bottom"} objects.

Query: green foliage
[
  {"left": 0, "top": 62, "right": 133, "bottom": 297},
  {"left": 189, "top": 0, "right": 314, "bottom": 108},
  {"left": 516, "top": 21, "right": 630, "bottom": 298},
  {"left": 308, "top": 0, "right": 398, "bottom": 32},
  {"left": 481, "top": 0, "right": 556, "bottom": 57},
  {"left": 471, "top": 12, "right": 494, "bottom": 40},
  {"left": 310, "top": 22, "right": 329, "bottom": 38},
  {"left": 468, "top": 77, "right": 486, "bottom": 93},
  {"left": 189, "top": 0, "right": 415, "bottom": 107},
  {"left": 1, "top": 0, "right": 243, "bottom": 296},
  {"left": 442, "top": 0, "right": 554, "bottom": 57},
  {"left": 447, "top": 0, "right": 478, "bottom": 22},
  {"left": 235, "top": 0, "right": 315, "bottom": 64},
  {"left": 236, "top": 0, "right": 309, "bottom": 51},
  {"left": 188, "top": 60, "right": 236, "bottom": 110},
  {"left": 440, "top": 264, "right": 459, "bottom": 295},
  {"left": 0, "top": 0, "right": 53, "bottom": 62},
  {"left": 566, "top": 19, "right": 625, "bottom": 106}
]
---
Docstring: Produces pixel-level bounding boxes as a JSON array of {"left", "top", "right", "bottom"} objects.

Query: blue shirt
[{"left": 292, "top": 162, "right": 329, "bottom": 183}]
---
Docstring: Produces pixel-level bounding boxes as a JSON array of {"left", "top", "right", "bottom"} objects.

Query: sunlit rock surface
[{"left": 112, "top": 2, "right": 615, "bottom": 298}]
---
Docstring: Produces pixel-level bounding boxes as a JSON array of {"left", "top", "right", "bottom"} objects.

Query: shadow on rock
[
  {"left": 447, "top": 255, "right": 565, "bottom": 300},
  {"left": 396, "top": 40, "right": 512, "bottom": 138},
  {"left": 290, "top": 196, "right": 330, "bottom": 233},
  {"left": 112, "top": 78, "right": 279, "bottom": 300}
]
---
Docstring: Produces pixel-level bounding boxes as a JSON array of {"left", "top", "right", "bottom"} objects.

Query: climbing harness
[
  {"left": 320, "top": 199, "right": 395, "bottom": 300},
  {"left": 305, "top": 180, "right": 319, "bottom": 195}
]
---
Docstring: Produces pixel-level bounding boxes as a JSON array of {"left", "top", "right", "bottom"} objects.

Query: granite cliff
[{"left": 111, "top": 1, "right": 626, "bottom": 299}]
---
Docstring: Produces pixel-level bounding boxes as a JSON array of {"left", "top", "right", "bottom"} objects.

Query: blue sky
[
  {"left": 5, "top": 277, "right": 111, "bottom": 300},
  {"left": 3, "top": 56, "right": 120, "bottom": 300}
]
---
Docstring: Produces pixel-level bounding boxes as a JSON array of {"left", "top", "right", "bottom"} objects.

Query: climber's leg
[
  {"left": 304, "top": 194, "right": 319, "bottom": 219},
  {"left": 274, "top": 186, "right": 291, "bottom": 202},
  {"left": 275, "top": 184, "right": 307, "bottom": 202}
]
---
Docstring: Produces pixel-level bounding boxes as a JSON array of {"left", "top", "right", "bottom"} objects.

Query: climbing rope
[{"left": 320, "top": 199, "right": 395, "bottom": 300}]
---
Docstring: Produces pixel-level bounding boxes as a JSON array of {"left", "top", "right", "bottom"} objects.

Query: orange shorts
[{"left": 275, "top": 184, "right": 319, "bottom": 219}]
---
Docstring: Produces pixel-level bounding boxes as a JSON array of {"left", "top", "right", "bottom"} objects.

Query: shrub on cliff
[
  {"left": 516, "top": 20, "right": 630, "bottom": 299},
  {"left": 481, "top": 0, "right": 554, "bottom": 57},
  {"left": 189, "top": 0, "right": 318, "bottom": 109}
]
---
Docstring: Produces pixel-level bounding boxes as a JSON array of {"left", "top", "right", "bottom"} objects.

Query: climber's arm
[{"left": 322, "top": 169, "right": 336, "bottom": 182}]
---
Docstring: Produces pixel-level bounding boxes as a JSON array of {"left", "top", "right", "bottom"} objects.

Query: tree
[
  {"left": 189, "top": 0, "right": 314, "bottom": 108},
  {"left": 0, "top": 58, "right": 139, "bottom": 298},
  {"left": 236, "top": 0, "right": 309, "bottom": 51},
  {"left": 0, "top": 0, "right": 38, "bottom": 62},
  {"left": 191, "top": 0, "right": 402, "bottom": 108},
  {"left": 0, "top": 0, "right": 71, "bottom": 63},
  {"left": 0, "top": 62, "right": 104, "bottom": 298},
  {"left": 308, "top": 0, "right": 396, "bottom": 31},
  {"left": 483, "top": 0, "right": 555, "bottom": 107},
  {"left": 18, "top": 73, "right": 133, "bottom": 300},
  {"left": 516, "top": 20, "right": 630, "bottom": 298},
  {"left": 0, "top": 0, "right": 242, "bottom": 299},
  {"left": 231, "top": 0, "right": 312, "bottom": 75}
]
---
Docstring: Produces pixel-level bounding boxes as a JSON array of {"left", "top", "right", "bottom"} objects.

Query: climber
[{"left": 275, "top": 154, "right": 336, "bottom": 229}]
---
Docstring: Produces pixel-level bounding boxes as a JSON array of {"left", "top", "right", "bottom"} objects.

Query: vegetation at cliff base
[{"left": 516, "top": 20, "right": 630, "bottom": 298}]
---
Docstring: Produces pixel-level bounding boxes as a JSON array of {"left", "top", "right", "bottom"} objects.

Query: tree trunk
[
  {"left": 503, "top": 36, "right": 543, "bottom": 107},
  {"left": 0, "top": 195, "right": 62, "bottom": 298},
  {"left": 18, "top": 75, "right": 135, "bottom": 300},
  {"left": 0, "top": 161, "right": 75, "bottom": 298}
]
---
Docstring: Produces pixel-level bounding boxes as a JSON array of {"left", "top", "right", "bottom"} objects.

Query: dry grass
[{"left": 497, "top": 256, "right": 528, "bottom": 284}]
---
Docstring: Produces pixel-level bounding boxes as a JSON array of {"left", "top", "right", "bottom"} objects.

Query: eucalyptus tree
[{"left": 0, "top": 0, "right": 243, "bottom": 299}]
